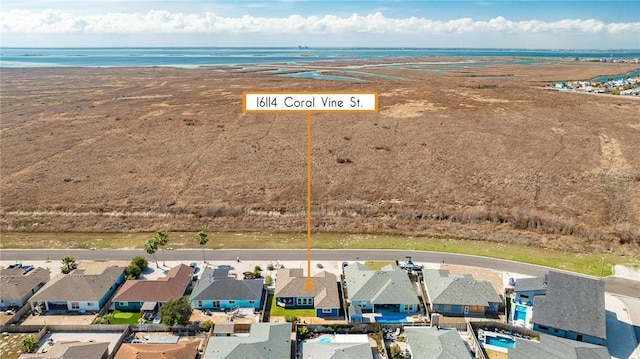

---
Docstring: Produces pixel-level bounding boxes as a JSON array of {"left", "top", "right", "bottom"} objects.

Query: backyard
[
  {"left": 267, "top": 294, "right": 315, "bottom": 318},
  {"left": 94, "top": 310, "right": 141, "bottom": 325},
  {"left": 0, "top": 333, "right": 38, "bottom": 359}
]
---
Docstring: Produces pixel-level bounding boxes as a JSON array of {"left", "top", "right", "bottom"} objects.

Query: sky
[{"left": 1, "top": 1, "right": 639, "bottom": 49}]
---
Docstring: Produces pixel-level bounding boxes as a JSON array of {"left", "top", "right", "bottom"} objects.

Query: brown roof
[
  {"left": 274, "top": 269, "right": 340, "bottom": 308},
  {"left": 1, "top": 267, "right": 50, "bottom": 302},
  {"left": 114, "top": 339, "right": 200, "bottom": 359},
  {"left": 112, "top": 264, "right": 194, "bottom": 303}
]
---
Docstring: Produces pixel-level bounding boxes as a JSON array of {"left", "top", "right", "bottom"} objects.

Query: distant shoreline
[{"left": 1, "top": 47, "right": 638, "bottom": 69}]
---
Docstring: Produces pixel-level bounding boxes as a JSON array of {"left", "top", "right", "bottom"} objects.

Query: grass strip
[{"left": 1, "top": 231, "right": 635, "bottom": 276}]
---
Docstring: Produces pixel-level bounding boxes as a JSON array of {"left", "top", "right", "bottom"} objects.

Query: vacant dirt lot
[{"left": 1, "top": 59, "right": 639, "bottom": 254}]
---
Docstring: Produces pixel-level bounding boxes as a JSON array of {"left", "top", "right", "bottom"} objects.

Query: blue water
[
  {"left": 281, "top": 71, "right": 364, "bottom": 82},
  {"left": 375, "top": 315, "right": 408, "bottom": 323},
  {"left": 315, "top": 337, "right": 333, "bottom": 343},
  {"left": 591, "top": 68, "right": 640, "bottom": 82},
  {"left": 514, "top": 305, "right": 527, "bottom": 321},
  {"left": 1, "top": 47, "right": 638, "bottom": 68},
  {"left": 486, "top": 336, "right": 516, "bottom": 348}
]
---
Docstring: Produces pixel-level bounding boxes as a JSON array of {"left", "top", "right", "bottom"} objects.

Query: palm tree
[
  {"left": 155, "top": 230, "right": 169, "bottom": 267},
  {"left": 195, "top": 230, "right": 208, "bottom": 263},
  {"left": 145, "top": 237, "right": 160, "bottom": 268},
  {"left": 61, "top": 256, "right": 78, "bottom": 274}
]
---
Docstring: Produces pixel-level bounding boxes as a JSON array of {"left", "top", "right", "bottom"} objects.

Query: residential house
[
  {"left": 191, "top": 267, "right": 265, "bottom": 310},
  {"left": 404, "top": 327, "right": 474, "bottom": 359},
  {"left": 510, "top": 275, "right": 548, "bottom": 327},
  {"left": 112, "top": 264, "right": 194, "bottom": 312},
  {"left": 303, "top": 334, "right": 373, "bottom": 359},
  {"left": 29, "top": 267, "right": 125, "bottom": 312},
  {"left": 114, "top": 339, "right": 201, "bottom": 359},
  {"left": 18, "top": 341, "right": 109, "bottom": 359},
  {"left": 422, "top": 269, "right": 502, "bottom": 317},
  {"left": 203, "top": 323, "right": 292, "bottom": 359},
  {"left": 275, "top": 269, "right": 340, "bottom": 318},
  {"left": 508, "top": 333, "right": 610, "bottom": 359},
  {"left": 531, "top": 271, "right": 606, "bottom": 345},
  {"left": 0, "top": 267, "right": 50, "bottom": 309},
  {"left": 513, "top": 275, "right": 547, "bottom": 305},
  {"left": 344, "top": 263, "right": 419, "bottom": 319}
]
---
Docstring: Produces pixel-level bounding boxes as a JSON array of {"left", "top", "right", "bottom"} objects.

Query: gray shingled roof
[
  {"left": 303, "top": 342, "right": 372, "bottom": 359},
  {"left": 405, "top": 327, "right": 474, "bottom": 359},
  {"left": 30, "top": 267, "right": 124, "bottom": 303},
  {"left": 0, "top": 267, "right": 50, "bottom": 303},
  {"left": 531, "top": 271, "right": 606, "bottom": 340},
  {"left": 508, "top": 333, "right": 610, "bottom": 359},
  {"left": 191, "top": 268, "right": 264, "bottom": 301},
  {"left": 422, "top": 269, "right": 502, "bottom": 307},
  {"left": 274, "top": 269, "right": 340, "bottom": 309},
  {"left": 204, "top": 323, "right": 292, "bottom": 359},
  {"left": 344, "top": 263, "right": 419, "bottom": 306},
  {"left": 19, "top": 341, "right": 109, "bottom": 359},
  {"left": 515, "top": 275, "right": 548, "bottom": 292}
]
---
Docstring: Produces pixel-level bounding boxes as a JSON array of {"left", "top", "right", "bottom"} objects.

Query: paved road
[{"left": 1, "top": 248, "right": 638, "bottom": 297}]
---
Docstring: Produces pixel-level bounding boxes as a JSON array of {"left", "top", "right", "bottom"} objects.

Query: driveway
[{"left": 2, "top": 249, "right": 639, "bottom": 297}]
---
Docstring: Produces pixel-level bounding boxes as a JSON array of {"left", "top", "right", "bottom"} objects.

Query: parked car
[
  {"left": 22, "top": 265, "right": 34, "bottom": 274},
  {"left": 8, "top": 263, "right": 22, "bottom": 269},
  {"left": 189, "top": 262, "right": 197, "bottom": 268},
  {"left": 152, "top": 315, "right": 161, "bottom": 324}
]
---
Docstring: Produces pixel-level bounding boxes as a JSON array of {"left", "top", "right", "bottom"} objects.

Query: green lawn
[
  {"left": 0, "top": 231, "right": 635, "bottom": 276},
  {"left": 109, "top": 310, "right": 141, "bottom": 324},
  {"left": 267, "top": 294, "right": 316, "bottom": 318}
]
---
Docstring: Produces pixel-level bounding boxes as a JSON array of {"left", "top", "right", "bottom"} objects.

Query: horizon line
[{"left": 2, "top": 46, "right": 639, "bottom": 51}]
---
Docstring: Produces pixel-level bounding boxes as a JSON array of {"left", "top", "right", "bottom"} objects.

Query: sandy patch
[
  {"left": 22, "top": 314, "right": 96, "bottom": 325},
  {"left": 382, "top": 101, "right": 444, "bottom": 118},
  {"left": 142, "top": 110, "right": 166, "bottom": 117},
  {"left": 77, "top": 260, "right": 127, "bottom": 275},
  {"left": 595, "top": 134, "right": 633, "bottom": 174}
]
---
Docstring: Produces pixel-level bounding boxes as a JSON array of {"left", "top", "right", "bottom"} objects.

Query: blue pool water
[
  {"left": 514, "top": 305, "right": 527, "bottom": 321},
  {"left": 315, "top": 337, "right": 333, "bottom": 343},
  {"left": 375, "top": 315, "right": 408, "bottom": 323},
  {"left": 486, "top": 336, "right": 516, "bottom": 348}
]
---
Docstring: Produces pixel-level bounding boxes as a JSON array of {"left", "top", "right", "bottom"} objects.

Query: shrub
[
  {"left": 264, "top": 275, "right": 273, "bottom": 286},
  {"left": 285, "top": 315, "right": 299, "bottom": 323},
  {"left": 132, "top": 256, "right": 148, "bottom": 271},
  {"left": 21, "top": 337, "right": 39, "bottom": 353},
  {"left": 202, "top": 321, "right": 213, "bottom": 331},
  {"left": 125, "top": 264, "right": 142, "bottom": 280}
]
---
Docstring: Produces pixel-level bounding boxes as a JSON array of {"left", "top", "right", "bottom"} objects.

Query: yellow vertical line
[{"left": 306, "top": 111, "right": 312, "bottom": 281}]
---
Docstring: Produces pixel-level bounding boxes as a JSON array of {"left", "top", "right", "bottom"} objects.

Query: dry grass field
[{"left": 1, "top": 59, "right": 639, "bottom": 255}]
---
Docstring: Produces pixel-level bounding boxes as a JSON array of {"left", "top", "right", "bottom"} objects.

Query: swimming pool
[
  {"left": 514, "top": 305, "right": 527, "bottom": 322},
  {"left": 375, "top": 315, "right": 408, "bottom": 323},
  {"left": 308, "top": 335, "right": 335, "bottom": 344},
  {"left": 486, "top": 336, "right": 516, "bottom": 348}
]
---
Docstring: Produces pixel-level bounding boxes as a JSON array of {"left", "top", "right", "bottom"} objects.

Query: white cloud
[{"left": 2, "top": 9, "right": 639, "bottom": 37}]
